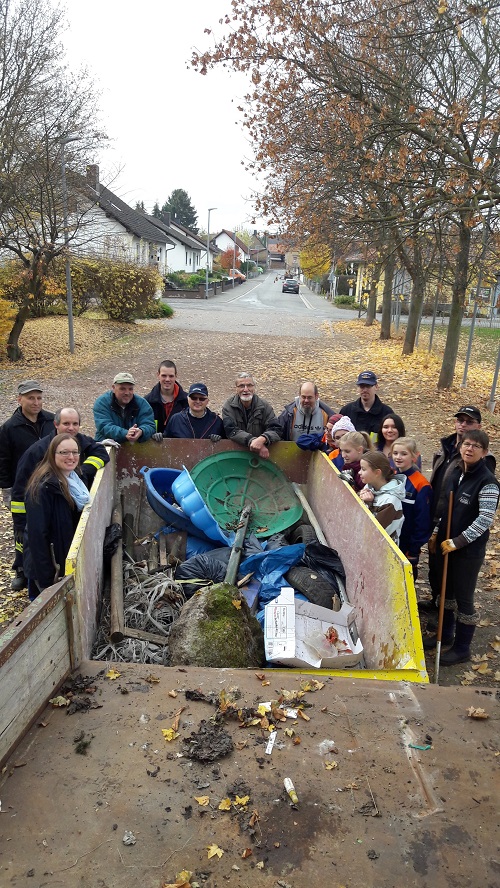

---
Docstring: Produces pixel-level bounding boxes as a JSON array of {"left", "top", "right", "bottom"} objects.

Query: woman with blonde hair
[{"left": 24, "top": 434, "right": 90, "bottom": 600}]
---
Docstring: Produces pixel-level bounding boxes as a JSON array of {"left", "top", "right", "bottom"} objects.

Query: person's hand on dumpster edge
[
  {"left": 441, "top": 538, "right": 456, "bottom": 555},
  {"left": 209, "top": 434, "right": 221, "bottom": 443},
  {"left": 428, "top": 533, "right": 437, "bottom": 554},
  {"left": 101, "top": 439, "right": 121, "bottom": 449},
  {"left": 152, "top": 432, "right": 163, "bottom": 443}
]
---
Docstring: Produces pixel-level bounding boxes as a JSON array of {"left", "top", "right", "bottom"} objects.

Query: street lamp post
[
  {"left": 206, "top": 207, "right": 216, "bottom": 299},
  {"left": 60, "top": 134, "right": 80, "bottom": 354},
  {"left": 232, "top": 233, "right": 236, "bottom": 289}
]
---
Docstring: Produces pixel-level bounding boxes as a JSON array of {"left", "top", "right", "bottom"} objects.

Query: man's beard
[
  {"left": 301, "top": 404, "right": 313, "bottom": 417},
  {"left": 240, "top": 393, "right": 253, "bottom": 403}
]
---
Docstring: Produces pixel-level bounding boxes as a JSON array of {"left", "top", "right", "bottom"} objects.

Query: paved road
[{"left": 164, "top": 272, "right": 358, "bottom": 337}]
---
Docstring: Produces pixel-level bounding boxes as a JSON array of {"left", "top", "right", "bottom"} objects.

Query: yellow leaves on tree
[{"left": 299, "top": 241, "right": 331, "bottom": 279}]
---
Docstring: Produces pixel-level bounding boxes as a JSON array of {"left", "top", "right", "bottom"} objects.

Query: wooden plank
[
  {"left": 159, "top": 533, "right": 167, "bottom": 566},
  {"left": 124, "top": 627, "right": 168, "bottom": 646},
  {"left": 110, "top": 502, "right": 124, "bottom": 642}
]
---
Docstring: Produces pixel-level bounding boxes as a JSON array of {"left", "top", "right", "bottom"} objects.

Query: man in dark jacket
[
  {"left": 93, "top": 372, "right": 156, "bottom": 443},
  {"left": 145, "top": 360, "right": 189, "bottom": 436},
  {"left": 279, "top": 381, "right": 335, "bottom": 441},
  {"left": 339, "top": 370, "right": 393, "bottom": 438},
  {"left": 424, "top": 405, "right": 496, "bottom": 613},
  {"left": 222, "top": 372, "right": 282, "bottom": 459},
  {"left": 0, "top": 380, "right": 54, "bottom": 590},
  {"left": 11, "top": 407, "right": 109, "bottom": 544},
  {"left": 164, "top": 383, "right": 225, "bottom": 440}
]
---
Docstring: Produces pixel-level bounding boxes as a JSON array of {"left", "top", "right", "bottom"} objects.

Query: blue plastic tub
[
  {"left": 171, "top": 466, "right": 235, "bottom": 546},
  {"left": 140, "top": 466, "right": 222, "bottom": 543}
]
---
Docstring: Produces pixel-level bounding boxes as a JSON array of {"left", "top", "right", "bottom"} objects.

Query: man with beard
[
  {"left": 222, "top": 372, "right": 282, "bottom": 459},
  {"left": 278, "top": 381, "right": 335, "bottom": 442}
]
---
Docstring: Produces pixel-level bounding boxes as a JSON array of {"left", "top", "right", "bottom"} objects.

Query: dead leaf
[
  {"left": 293, "top": 736, "right": 302, "bottom": 745},
  {"left": 284, "top": 728, "right": 295, "bottom": 737},
  {"left": 255, "top": 673, "right": 266, "bottom": 681},
  {"left": 232, "top": 599, "right": 242, "bottom": 609},
  {"left": 195, "top": 796, "right": 210, "bottom": 806},
  {"left": 472, "top": 662, "right": 491, "bottom": 675},
  {"left": 235, "top": 739, "right": 248, "bottom": 750},
  {"left": 145, "top": 674, "right": 160, "bottom": 683},
  {"left": 256, "top": 861, "right": 265, "bottom": 869},
  {"left": 207, "top": 843, "right": 224, "bottom": 859},
  {"left": 261, "top": 680, "right": 271, "bottom": 686},
  {"left": 494, "top": 672, "right": 500, "bottom": 681},
  {"left": 466, "top": 706, "right": 489, "bottom": 719},
  {"left": 489, "top": 637, "right": 500, "bottom": 652},
  {"left": 49, "top": 695, "right": 70, "bottom": 707},
  {"left": 325, "top": 760, "right": 338, "bottom": 770},
  {"left": 241, "top": 848, "right": 252, "bottom": 859},
  {"left": 274, "top": 842, "right": 280, "bottom": 848},
  {"left": 218, "top": 798, "right": 232, "bottom": 811},
  {"left": 105, "top": 668, "right": 121, "bottom": 680},
  {"left": 297, "top": 709, "right": 311, "bottom": 721},
  {"left": 162, "top": 728, "right": 179, "bottom": 742},
  {"left": 171, "top": 707, "right": 186, "bottom": 732},
  {"left": 248, "top": 810, "right": 259, "bottom": 827},
  {"left": 235, "top": 795, "right": 250, "bottom": 807},
  {"left": 462, "top": 671, "right": 477, "bottom": 682},
  {"left": 168, "top": 690, "right": 178, "bottom": 698},
  {"left": 271, "top": 706, "right": 287, "bottom": 722}
]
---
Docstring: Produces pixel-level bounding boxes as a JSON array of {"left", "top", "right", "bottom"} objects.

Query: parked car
[
  {"left": 282, "top": 278, "right": 300, "bottom": 294},
  {"left": 229, "top": 268, "right": 246, "bottom": 282}
]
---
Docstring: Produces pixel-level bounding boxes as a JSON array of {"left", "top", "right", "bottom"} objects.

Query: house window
[{"left": 185, "top": 251, "right": 188, "bottom": 264}]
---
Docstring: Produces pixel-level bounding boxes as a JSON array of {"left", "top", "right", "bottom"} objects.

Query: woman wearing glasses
[
  {"left": 426, "top": 429, "right": 499, "bottom": 664},
  {"left": 24, "top": 434, "right": 90, "bottom": 600}
]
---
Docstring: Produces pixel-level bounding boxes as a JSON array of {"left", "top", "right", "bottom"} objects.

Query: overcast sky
[{"left": 63, "top": 0, "right": 262, "bottom": 233}]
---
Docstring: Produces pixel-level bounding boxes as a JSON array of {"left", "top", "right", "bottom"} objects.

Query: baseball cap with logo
[
  {"left": 454, "top": 405, "right": 481, "bottom": 422},
  {"left": 113, "top": 372, "right": 135, "bottom": 385},
  {"left": 188, "top": 383, "right": 208, "bottom": 397},
  {"left": 18, "top": 380, "right": 43, "bottom": 395},
  {"left": 356, "top": 370, "right": 378, "bottom": 386}
]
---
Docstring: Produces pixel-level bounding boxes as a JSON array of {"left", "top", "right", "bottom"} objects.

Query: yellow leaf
[
  {"left": 472, "top": 662, "right": 491, "bottom": 675},
  {"left": 466, "top": 706, "right": 489, "bottom": 719},
  {"left": 489, "top": 637, "right": 500, "bottom": 652},
  {"left": 207, "top": 843, "right": 224, "bottom": 859},
  {"left": 145, "top": 674, "right": 160, "bottom": 683},
  {"left": 49, "top": 695, "right": 70, "bottom": 707},
  {"left": 325, "top": 760, "right": 338, "bottom": 770},
  {"left": 162, "top": 728, "right": 179, "bottom": 742},
  {"left": 493, "top": 672, "right": 500, "bottom": 681},
  {"left": 232, "top": 599, "right": 242, "bottom": 609},
  {"left": 195, "top": 796, "right": 210, "bottom": 806},
  {"left": 241, "top": 848, "right": 252, "bottom": 859},
  {"left": 297, "top": 709, "right": 310, "bottom": 721},
  {"left": 256, "top": 861, "right": 265, "bottom": 869},
  {"left": 284, "top": 728, "right": 295, "bottom": 737},
  {"left": 235, "top": 795, "right": 250, "bottom": 806},
  {"left": 168, "top": 690, "right": 178, "bottom": 698},
  {"left": 218, "top": 798, "right": 232, "bottom": 811},
  {"left": 177, "top": 872, "right": 192, "bottom": 883},
  {"left": 106, "top": 668, "right": 121, "bottom": 680},
  {"left": 257, "top": 703, "right": 269, "bottom": 716}
]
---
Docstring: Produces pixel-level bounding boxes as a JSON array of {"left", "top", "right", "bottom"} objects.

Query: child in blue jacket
[{"left": 392, "top": 438, "right": 433, "bottom": 579}]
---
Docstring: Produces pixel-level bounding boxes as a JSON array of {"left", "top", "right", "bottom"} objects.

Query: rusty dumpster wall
[{"left": 305, "top": 452, "right": 427, "bottom": 679}]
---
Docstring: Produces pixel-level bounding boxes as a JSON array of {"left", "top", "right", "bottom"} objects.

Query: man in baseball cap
[
  {"left": 0, "top": 381, "right": 54, "bottom": 590},
  {"left": 423, "top": 404, "right": 495, "bottom": 614},
  {"left": 339, "top": 370, "right": 394, "bottom": 437},
  {"left": 162, "top": 382, "right": 225, "bottom": 441},
  {"left": 93, "top": 372, "right": 155, "bottom": 443}
]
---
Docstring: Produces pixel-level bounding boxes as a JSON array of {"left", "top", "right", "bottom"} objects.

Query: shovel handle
[{"left": 434, "top": 490, "right": 454, "bottom": 684}]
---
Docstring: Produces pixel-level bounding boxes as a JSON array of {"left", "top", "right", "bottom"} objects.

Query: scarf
[{"left": 67, "top": 471, "right": 91, "bottom": 511}]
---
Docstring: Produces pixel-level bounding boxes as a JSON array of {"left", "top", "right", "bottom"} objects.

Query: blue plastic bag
[{"left": 240, "top": 544, "right": 305, "bottom": 608}]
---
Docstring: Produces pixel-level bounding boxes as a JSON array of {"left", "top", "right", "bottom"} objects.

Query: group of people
[{"left": 0, "top": 363, "right": 498, "bottom": 668}]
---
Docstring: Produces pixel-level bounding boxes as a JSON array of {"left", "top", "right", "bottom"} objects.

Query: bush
[
  {"left": 142, "top": 300, "right": 174, "bottom": 319},
  {"left": 334, "top": 294, "right": 356, "bottom": 306},
  {"left": 0, "top": 259, "right": 64, "bottom": 316}
]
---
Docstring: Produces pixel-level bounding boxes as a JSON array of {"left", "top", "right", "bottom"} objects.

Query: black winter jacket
[
  {"left": 24, "top": 475, "right": 82, "bottom": 589},
  {"left": 339, "top": 395, "right": 393, "bottom": 437},
  {"left": 0, "top": 408, "right": 55, "bottom": 488},
  {"left": 145, "top": 382, "right": 189, "bottom": 433},
  {"left": 437, "top": 460, "right": 500, "bottom": 559},
  {"left": 431, "top": 432, "right": 496, "bottom": 521},
  {"left": 164, "top": 408, "right": 225, "bottom": 439},
  {"left": 11, "top": 431, "right": 109, "bottom": 531}
]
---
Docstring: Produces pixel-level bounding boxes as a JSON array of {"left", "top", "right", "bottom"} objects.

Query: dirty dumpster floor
[{"left": 1, "top": 663, "right": 498, "bottom": 888}]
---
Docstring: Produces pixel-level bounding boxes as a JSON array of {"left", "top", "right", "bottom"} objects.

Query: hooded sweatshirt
[
  {"left": 362, "top": 474, "right": 406, "bottom": 543},
  {"left": 279, "top": 397, "right": 332, "bottom": 442}
]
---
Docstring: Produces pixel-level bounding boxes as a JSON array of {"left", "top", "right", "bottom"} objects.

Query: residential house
[
  {"left": 147, "top": 213, "right": 216, "bottom": 273},
  {"left": 212, "top": 230, "right": 250, "bottom": 266},
  {"left": 77, "top": 166, "right": 174, "bottom": 275},
  {"left": 248, "top": 230, "right": 268, "bottom": 268}
]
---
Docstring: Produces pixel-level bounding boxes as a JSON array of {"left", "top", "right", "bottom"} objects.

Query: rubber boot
[
  {"left": 11, "top": 568, "right": 27, "bottom": 591},
  {"left": 423, "top": 608, "right": 455, "bottom": 650},
  {"left": 440, "top": 622, "right": 475, "bottom": 666}
]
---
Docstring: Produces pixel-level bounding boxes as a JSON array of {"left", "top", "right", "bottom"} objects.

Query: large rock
[{"left": 168, "top": 582, "right": 265, "bottom": 668}]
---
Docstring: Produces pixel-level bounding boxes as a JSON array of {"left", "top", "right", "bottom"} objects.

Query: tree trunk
[
  {"left": 402, "top": 273, "right": 425, "bottom": 355},
  {"left": 380, "top": 252, "right": 395, "bottom": 340},
  {"left": 365, "top": 260, "right": 382, "bottom": 326},
  {"left": 438, "top": 219, "right": 470, "bottom": 389},
  {"left": 6, "top": 304, "right": 31, "bottom": 361}
]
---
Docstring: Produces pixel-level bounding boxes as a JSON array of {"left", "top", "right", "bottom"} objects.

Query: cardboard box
[{"left": 264, "top": 587, "right": 363, "bottom": 669}]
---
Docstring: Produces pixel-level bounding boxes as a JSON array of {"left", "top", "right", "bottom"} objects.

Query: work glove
[
  {"left": 152, "top": 432, "right": 164, "bottom": 443},
  {"left": 428, "top": 533, "right": 437, "bottom": 555},
  {"left": 209, "top": 434, "right": 221, "bottom": 443},
  {"left": 338, "top": 470, "right": 355, "bottom": 488},
  {"left": 441, "top": 539, "right": 456, "bottom": 555},
  {"left": 101, "top": 439, "right": 121, "bottom": 449},
  {"left": 1, "top": 487, "right": 12, "bottom": 510}
]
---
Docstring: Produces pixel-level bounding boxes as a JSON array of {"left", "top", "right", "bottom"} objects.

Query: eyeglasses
[
  {"left": 461, "top": 443, "right": 483, "bottom": 451},
  {"left": 56, "top": 450, "right": 79, "bottom": 457},
  {"left": 456, "top": 417, "right": 477, "bottom": 425},
  {"left": 236, "top": 383, "right": 254, "bottom": 390},
  {"left": 189, "top": 395, "right": 207, "bottom": 402}
]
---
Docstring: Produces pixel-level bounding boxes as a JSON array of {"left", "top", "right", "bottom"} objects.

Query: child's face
[
  {"left": 359, "top": 459, "right": 381, "bottom": 487},
  {"left": 341, "top": 443, "right": 362, "bottom": 464},
  {"left": 333, "top": 430, "right": 348, "bottom": 448},
  {"left": 392, "top": 445, "right": 414, "bottom": 472}
]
